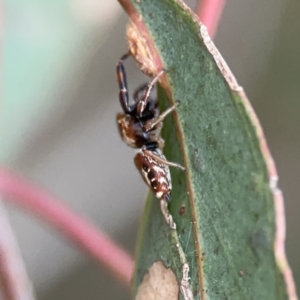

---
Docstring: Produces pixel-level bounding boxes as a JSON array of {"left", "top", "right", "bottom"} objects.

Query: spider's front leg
[
  {"left": 133, "top": 84, "right": 148, "bottom": 104},
  {"left": 137, "top": 69, "right": 165, "bottom": 118},
  {"left": 116, "top": 52, "right": 135, "bottom": 114},
  {"left": 143, "top": 101, "right": 180, "bottom": 132}
]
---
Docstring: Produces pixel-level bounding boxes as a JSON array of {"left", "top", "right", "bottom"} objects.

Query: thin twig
[
  {"left": 0, "top": 201, "right": 36, "bottom": 300},
  {"left": 196, "top": 0, "right": 226, "bottom": 38},
  {"left": 0, "top": 167, "right": 134, "bottom": 288}
]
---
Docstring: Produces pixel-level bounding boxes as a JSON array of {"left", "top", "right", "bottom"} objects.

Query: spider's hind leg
[{"left": 142, "top": 144, "right": 186, "bottom": 172}]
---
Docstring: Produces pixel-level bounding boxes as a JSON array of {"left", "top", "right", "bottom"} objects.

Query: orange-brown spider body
[{"left": 116, "top": 52, "right": 185, "bottom": 202}]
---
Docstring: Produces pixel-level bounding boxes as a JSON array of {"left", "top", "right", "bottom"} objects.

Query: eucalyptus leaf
[{"left": 118, "top": 0, "right": 297, "bottom": 299}]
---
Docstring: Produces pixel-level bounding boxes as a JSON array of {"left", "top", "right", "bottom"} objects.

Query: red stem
[
  {"left": 0, "top": 167, "right": 134, "bottom": 287},
  {"left": 196, "top": 0, "right": 226, "bottom": 38},
  {"left": 0, "top": 201, "right": 36, "bottom": 300}
]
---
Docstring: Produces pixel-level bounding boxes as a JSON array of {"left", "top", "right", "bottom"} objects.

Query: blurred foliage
[
  {"left": 4, "top": 0, "right": 86, "bottom": 163},
  {"left": 252, "top": 0, "right": 300, "bottom": 290}
]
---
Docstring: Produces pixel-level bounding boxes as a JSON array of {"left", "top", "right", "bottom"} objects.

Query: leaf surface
[{"left": 118, "top": 0, "right": 297, "bottom": 299}]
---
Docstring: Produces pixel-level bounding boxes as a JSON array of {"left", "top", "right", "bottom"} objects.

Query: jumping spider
[{"left": 116, "top": 52, "right": 185, "bottom": 202}]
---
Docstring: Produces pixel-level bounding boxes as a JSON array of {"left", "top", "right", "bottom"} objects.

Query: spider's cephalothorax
[{"left": 116, "top": 52, "right": 185, "bottom": 202}]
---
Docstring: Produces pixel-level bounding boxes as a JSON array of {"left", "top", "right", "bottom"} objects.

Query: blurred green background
[{"left": 3, "top": 0, "right": 299, "bottom": 299}]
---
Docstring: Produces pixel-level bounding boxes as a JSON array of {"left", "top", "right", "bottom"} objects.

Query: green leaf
[{"left": 119, "top": 0, "right": 297, "bottom": 299}]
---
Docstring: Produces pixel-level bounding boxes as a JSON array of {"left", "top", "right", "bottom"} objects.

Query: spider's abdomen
[{"left": 134, "top": 149, "right": 171, "bottom": 201}]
